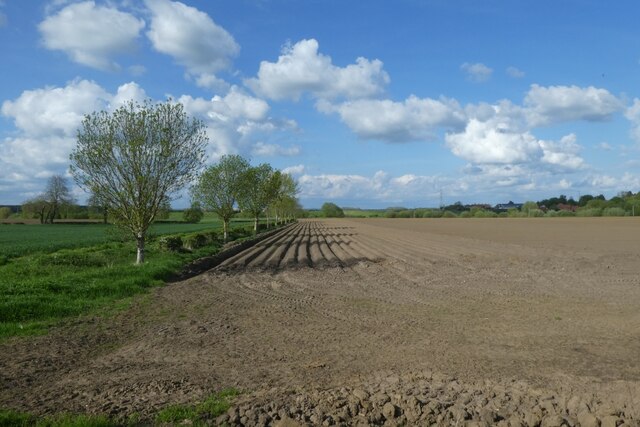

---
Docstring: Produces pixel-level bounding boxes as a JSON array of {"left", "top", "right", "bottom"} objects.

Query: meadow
[{"left": 0, "top": 218, "right": 270, "bottom": 339}]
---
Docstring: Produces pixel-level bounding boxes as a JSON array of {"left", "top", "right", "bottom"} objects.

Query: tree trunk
[
  {"left": 136, "top": 233, "right": 145, "bottom": 264},
  {"left": 223, "top": 220, "right": 229, "bottom": 243},
  {"left": 266, "top": 213, "right": 270, "bottom": 228},
  {"left": 254, "top": 216, "right": 258, "bottom": 235},
  {"left": 103, "top": 207, "right": 108, "bottom": 224}
]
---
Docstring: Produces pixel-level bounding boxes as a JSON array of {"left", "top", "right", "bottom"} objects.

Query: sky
[{"left": 1, "top": 1, "right": 640, "bottom": 209}]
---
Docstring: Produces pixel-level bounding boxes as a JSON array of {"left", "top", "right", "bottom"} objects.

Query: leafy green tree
[
  {"left": 321, "top": 202, "right": 345, "bottom": 218},
  {"left": 269, "top": 172, "right": 299, "bottom": 225},
  {"left": 182, "top": 202, "right": 204, "bottom": 223},
  {"left": 521, "top": 201, "right": 538, "bottom": 216},
  {"left": 191, "top": 154, "right": 250, "bottom": 242},
  {"left": 237, "top": 163, "right": 278, "bottom": 234},
  {"left": 43, "top": 175, "right": 75, "bottom": 223},
  {"left": 70, "top": 100, "right": 207, "bottom": 264}
]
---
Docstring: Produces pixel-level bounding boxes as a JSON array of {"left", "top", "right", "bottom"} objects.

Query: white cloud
[
  {"left": 111, "top": 82, "right": 148, "bottom": 108},
  {"left": 246, "top": 38, "right": 389, "bottom": 101},
  {"left": 0, "top": 12, "right": 6, "bottom": 28},
  {"left": 461, "top": 62, "right": 493, "bottom": 82},
  {"left": 0, "top": 80, "right": 153, "bottom": 201},
  {"left": 625, "top": 98, "right": 640, "bottom": 143},
  {"left": 446, "top": 118, "right": 541, "bottom": 164},
  {"left": 524, "top": 84, "right": 624, "bottom": 127},
  {"left": 145, "top": 0, "right": 239, "bottom": 87},
  {"left": 1, "top": 79, "right": 110, "bottom": 137},
  {"left": 445, "top": 103, "right": 585, "bottom": 171},
  {"left": 39, "top": 1, "right": 144, "bottom": 70},
  {"left": 506, "top": 66, "right": 525, "bottom": 78},
  {"left": 319, "top": 95, "right": 466, "bottom": 142},
  {"left": 177, "top": 86, "right": 295, "bottom": 159},
  {"left": 251, "top": 142, "right": 300, "bottom": 157},
  {"left": 539, "top": 134, "right": 584, "bottom": 170},
  {"left": 598, "top": 142, "right": 614, "bottom": 151},
  {"left": 282, "top": 164, "right": 305, "bottom": 175}
]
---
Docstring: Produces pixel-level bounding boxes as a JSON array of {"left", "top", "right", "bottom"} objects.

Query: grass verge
[{"left": 0, "top": 223, "right": 286, "bottom": 340}]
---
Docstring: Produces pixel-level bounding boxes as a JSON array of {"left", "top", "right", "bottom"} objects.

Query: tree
[
  {"left": 269, "top": 173, "right": 299, "bottom": 225},
  {"left": 70, "top": 100, "right": 207, "bottom": 264},
  {"left": 521, "top": 201, "right": 538, "bottom": 216},
  {"left": 88, "top": 191, "right": 109, "bottom": 224},
  {"left": 42, "top": 175, "right": 75, "bottom": 223},
  {"left": 182, "top": 202, "right": 204, "bottom": 223},
  {"left": 321, "top": 202, "right": 345, "bottom": 218},
  {"left": 21, "top": 197, "right": 49, "bottom": 223},
  {"left": 191, "top": 154, "right": 250, "bottom": 242},
  {"left": 237, "top": 163, "right": 278, "bottom": 234}
]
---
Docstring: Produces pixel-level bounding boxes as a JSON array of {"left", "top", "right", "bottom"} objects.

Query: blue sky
[{"left": 1, "top": 0, "right": 640, "bottom": 208}]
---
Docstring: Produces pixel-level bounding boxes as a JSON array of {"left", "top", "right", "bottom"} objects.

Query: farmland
[
  {"left": 0, "top": 219, "right": 262, "bottom": 259},
  {"left": 2, "top": 218, "right": 640, "bottom": 425}
]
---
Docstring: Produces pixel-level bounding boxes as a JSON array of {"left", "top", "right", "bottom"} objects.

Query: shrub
[
  {"left": 602, "top": 207, "right": 626, "bottom": 217},
  {"left": 321, "top": 202, "right": 345, "bottom": 218},
  {"left": 545, "top": 210, "right": 558, "bottom": 217},
  {"left": 0, "top": 207, "right": 12, "bottom": 219},
  {"left": 556, "top": 210, "right": 575, "bottom": 217},
  {"left": 183, "top": 233, "right": 207, "bottom": 250},
  {"left": 158, "top": 235, "right": 183, "bottom": 251},
  {"left": 183, "top": 203, "right": 204, "bottom": 223},
  {"left": 459, "top": 211, "right": 472, "bottom": 218},
  {"left": 576, "top": 208, "right": 602, "bottom": 217},
  {"left": 441, "top": 211, "right": 457, "bottom": 218},
  {"left": 528, "top": 209, "right": 545, "bottom": 217}
]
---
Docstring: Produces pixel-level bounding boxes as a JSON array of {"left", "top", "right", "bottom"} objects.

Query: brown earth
[{"left": 2, "top": 218, "right": 640, "bottom": 426}]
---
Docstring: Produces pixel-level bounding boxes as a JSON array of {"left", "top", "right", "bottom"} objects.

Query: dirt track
[{"left": 2, "top": 218, "right": 640, "bottom": 425}]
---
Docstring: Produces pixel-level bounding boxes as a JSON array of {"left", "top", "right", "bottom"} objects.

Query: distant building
[
  {"left": 494, "top": 201, "right": 523, "bottom": 211},
  {"left": 556, "top": 203, "right": 578, "bottom": 212}
]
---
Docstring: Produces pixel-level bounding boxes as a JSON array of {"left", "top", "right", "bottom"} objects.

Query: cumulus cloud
[
  {"left": 246, "top": 39, "right": 389, "bottom": 101},
  {"left": 524, "top": 84, "right": 624, "bottom": 127},
  {"left": 319, "top": 95, "right": 466, "bottom": 142},
  {"left": 145, "top": 0, "right": 239, "bottom": 88},
  {"left": 39, "top": 1, "right": 144, "bottom": 70},
  {"left": 251, "top": 142, "right": 300, "bottom": 157},
  {"left": 282, "top": 164, "right": 305, "bottom": 175},
  {"left": 625, "top": 98, "right": 640, "bottom": 144},
  {"left": 0, "top": 12, "right": 6, "bottom": 28},
  {"left": 0, "top": 80, "right": 153, "bottom": 201},
  {"left": 461, "top": 62, "right": 493, "bottom": 82},
  {"left": 446, "top": 119, "right": 541, "bottom": 164},
  {"left": 1, "top": 79, "right": 110, "bottom": 137},
  {"left": 445, "top": 101, "right": 585, "bottom": 173},
  {"left": 177, "top": 86, "right": 295, "bottom": 159},
  {"left": 506, "top": 66, "right": 525, "bottom": 78}
]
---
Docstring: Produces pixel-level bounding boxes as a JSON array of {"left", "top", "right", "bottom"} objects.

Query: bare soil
[{"left": 2, "top": 218, "right": 640, "bottom": 425}]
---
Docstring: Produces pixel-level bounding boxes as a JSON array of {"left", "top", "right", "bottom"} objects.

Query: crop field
[
  {"left": 2, "top": 218, "right": 640, "bottom": 425},
  {"left": 0, "top": 220, "right": 268, "bottom": 259}
]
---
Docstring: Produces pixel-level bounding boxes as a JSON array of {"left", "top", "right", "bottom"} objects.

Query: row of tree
[
  {"left": 190, "top": 154, "right": 300, "bottom": 242},
  {"left": 44, "top": 99, "right": 300, "bottom": 264}
]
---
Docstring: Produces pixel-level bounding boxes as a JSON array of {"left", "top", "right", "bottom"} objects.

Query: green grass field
[
  {"left": 0, "top": 218, "right": 265, "bottom": 259},
  {"left": 0, "top": 218, "right": 279, "bottom": 339}
]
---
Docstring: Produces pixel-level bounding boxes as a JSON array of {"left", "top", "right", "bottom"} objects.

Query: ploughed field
[{"left": 2, "top": 218, "right": 640, "bottom": 425}]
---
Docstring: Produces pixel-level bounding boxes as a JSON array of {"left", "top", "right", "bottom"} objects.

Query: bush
[
  {"left": 321, "top": 202, "right": 345, "bottom": 218},
  {"left": 183, "top": 204, "right": 204, "bottom": 223},
  {"left": 158, "top": 235, "right": 183, "bottom": 251},
  {"left": 527, "top": 209, "right": 545, "bottom": 217},
  {"left": 183, "top": 233, "right": 207, "bottom": 250},
  {"left": 544, "top": 210, "right": 558, "bottom": 217},
  {"left": 602, "top": 207, "right": 626, "bottom": 217},
  {"left": 556, "top": 210, "right": 575, "bottom": 217},
  {"left": 441, "top": 211, "right": 457, "bottom": 218},
  {"left": 576, "top": 208, "right": 602, "bottom": 217},
  {"left": 0, "top": 207, "right": 11, "bottom": 219}
]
